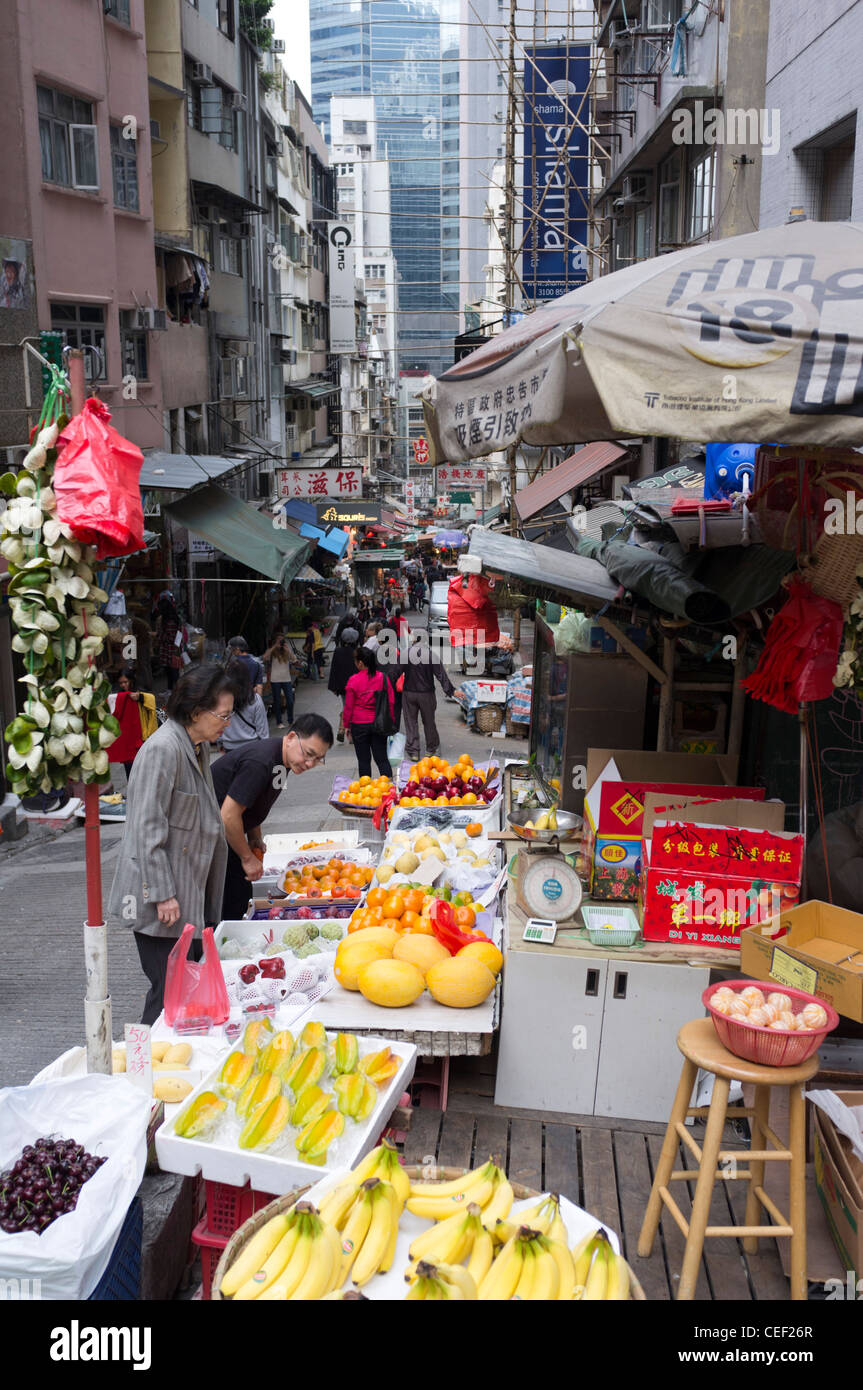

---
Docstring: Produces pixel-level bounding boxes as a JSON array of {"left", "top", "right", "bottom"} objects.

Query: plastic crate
[
  {"left": 580, "top": 904, "right": 641, "bottom": 948},
  {"left": 204, "top": 1180, "right": 279, "bottom": 1238},
  {"left": 192, "top": 1218, "right": 227, "bottom": 1301},
  {"left": 88, "top": 1197, "right": 142, "bottom": 1301}
]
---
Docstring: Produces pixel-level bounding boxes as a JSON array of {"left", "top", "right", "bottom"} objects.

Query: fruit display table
[{"left": 495, "top": 879, "right": 736, "bottom": 1124}]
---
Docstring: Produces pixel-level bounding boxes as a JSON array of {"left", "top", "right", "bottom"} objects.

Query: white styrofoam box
[
  {"left": 301, "top": 1176, "right": 619, "bottom": 1300},
  {"left": 473, "top": 679, "right": 508, "bottom": 704},
  {"left": 155, "top": 1027, "right": 416, "bottom": 1193},
  {"left": 265, "top": 829, "right": 359, "bottom": 856},
  {"left": 30, "top": 1046, "right": 206, "bottom": 1115}
]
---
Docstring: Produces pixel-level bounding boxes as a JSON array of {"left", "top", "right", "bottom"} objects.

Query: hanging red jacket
[
  {"left": 742, "top": 578, "right": 843, "bottom": 713},
  {"left": 107, "top": 692, "right": 144, "bottom": 764},
  {"left": 447, "top": 574, "right": 500, "bottom": 649}
]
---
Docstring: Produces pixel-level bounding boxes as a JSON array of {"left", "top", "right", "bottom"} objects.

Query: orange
[
  {"left": 368, "top": 905, "right": 385, "bottom": 924},
  {"left": 383, "top": 893, "right": 406, "bottom": 919},
  {"left": 463, "top": 792, "right": 478, "bottom": 805},
  {"left": 404, "top": 889, "right": 427, "bottom": 914},
  {"left": 348, "top": 909, "right": 371, "bottom": 932},
  {"left": 454, "top": 904, "right": 477, "bottom": 930},
  {"left": 381, "top": 917, "right": 403, "bottom": 933},
  {"left": 367, "top": 887, "right": 386, "bottom": 909},
  {"left": 434, "top": 795, "right": 448, "bottom": 806},
  {"left": 359, "top": 775, "right": 371, "bottom": 785},
  {"left": 401, "top": 909, "right": 422, "bottom": 932},
  {"left": 349, "top": 870, "right": 365, "bottom": 887},
  {"left": 465, "top": 822, "right": 483, "bottom": 837}
]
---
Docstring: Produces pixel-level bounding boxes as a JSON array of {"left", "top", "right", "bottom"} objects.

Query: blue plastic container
[{"left": 88, "top": 1196, "right": 142, "bottom": 1301}]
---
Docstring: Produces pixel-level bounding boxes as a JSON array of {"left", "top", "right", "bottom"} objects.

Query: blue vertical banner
[{"left": 522, "top": 45, "right": 591, "bottom": 304}]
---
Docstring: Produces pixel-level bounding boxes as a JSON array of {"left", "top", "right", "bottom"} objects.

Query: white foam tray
[
  {"left": 155, "top": 1021, "right": 416, "bottom": 1193},
  {"left": 300, "top": 1172, "right": 620, "bottom": 1299}
]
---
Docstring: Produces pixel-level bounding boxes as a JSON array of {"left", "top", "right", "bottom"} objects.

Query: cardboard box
[
  {"left": 642, "top": 794, "right": 785, "bottom": 840},
  {"left": 813, "top": 1095, "right": 863, "bottom": 1273},
  {"left": 591, "top": 836, "right": 641, "bottom": 900},
  {"left": 640, "top": 821, "right": 804, "bottom": 950},
  {"left": 740, "top": 901, "right": 863, "bottom": 1023}
]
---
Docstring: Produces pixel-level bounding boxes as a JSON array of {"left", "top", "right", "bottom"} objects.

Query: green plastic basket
[{"left": 580, "top": 904, "right": 641, "bottom": 948}]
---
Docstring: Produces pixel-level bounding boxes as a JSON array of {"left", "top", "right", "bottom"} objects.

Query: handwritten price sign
[{"left": 124, "top": 1023, "right": 153, "bottom": 1095}]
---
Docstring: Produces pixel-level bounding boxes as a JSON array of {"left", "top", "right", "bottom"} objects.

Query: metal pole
[{"left": 68, "top": 349, "right": 112, "bottom": 1075}]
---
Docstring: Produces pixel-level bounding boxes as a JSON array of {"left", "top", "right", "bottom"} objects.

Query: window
[
  {"left": 687, "top": 149, "right": 715, "bottom": 240},
  {"left": 120, "top": 310, "right": 148, "bottom": 380},
  {"left": 104, "top": 0, "right": 130, "bottom": 21},
  {"left": 50, "top": 304, "right": 106, "bottom": 380},
  {"left": 658, "top": 151, "right": 681, "bottom": 248},
  {"left": 616, "top": 42, "right": 636, "bottom": 114},
  {"left": 38, "top": 85, "right": 99, "bottom": 189},
  {"left": 821, "top": 135, "right": 855, "bottom": 219},
  {"left": 217, "top": 0, "right": 234, "bottom": 39},
  {"left": 185, "top": 64, "right": 236, "bottom": 150},
  {"left": 111, "top": 125, "right": 139, "bottom": 211},
  {"left": 643, "top": 0, "right": 683, "bottom": 27},
  {"left": 343, "top": 120, "right": 367, "bottom": 136},
  {"left": 218, "top": 235, "right": 243, "bottom": 275},
  {"left": 633, "top": 205, "right": 651, "bottom": 260}
]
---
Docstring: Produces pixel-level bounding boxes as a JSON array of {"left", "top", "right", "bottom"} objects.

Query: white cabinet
[{"left": 494, "top": 946, "right": 709, "bottom": 1123}]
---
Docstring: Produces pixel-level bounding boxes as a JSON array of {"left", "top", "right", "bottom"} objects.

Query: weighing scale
[{"left": 506, "top": 807, "right": 584, "bottom": 923}]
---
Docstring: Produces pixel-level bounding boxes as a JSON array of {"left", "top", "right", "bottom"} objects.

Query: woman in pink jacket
[{"left": 344, "top": 646, "right": 395, "bottom": 779}]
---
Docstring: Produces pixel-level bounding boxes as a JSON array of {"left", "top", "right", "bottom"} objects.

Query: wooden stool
[{"left": 637, "top": 1018, "right": 819, "bottom": 1301}]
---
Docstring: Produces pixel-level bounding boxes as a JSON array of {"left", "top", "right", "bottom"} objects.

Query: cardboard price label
[
  {"left": 124, "top": 1023, "right": 153, "bottom": 1094},
  {"left": 770, "top": 947, "right": 818, "bottom": 995}
]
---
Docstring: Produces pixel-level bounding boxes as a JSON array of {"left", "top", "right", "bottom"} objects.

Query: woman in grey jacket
[{"left": 108, "top": 665, "right": 235, "bottom": 1023}]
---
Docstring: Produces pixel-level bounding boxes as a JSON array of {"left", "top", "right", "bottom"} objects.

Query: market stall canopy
[
  {"left": 139, "top": 451, "right": 244, "bottom": 491},
  {"left": 422, "top": 220, "right": 863, "bottom": 459},
  {"left": 352, "top": 549, "right": 405, "bottom": 563},
  {"left": 299, "top": 522, "right": 350, "bottom": 558},
  {"left": 280, "top": 499, "right": 319, "bottom": 526},
  {"left": 515, "top": 442, "right": 628, "bottom": 521},
  {"left": 165, "top": 485, "right": 310, "bottom": 588},
  {"left": 293, "top": 564, "right": 337, "bottom": 587},
  {"left": 289, "top": 379, "right": 341, "bottom": 401},
  {"left": 434, "top": 530, "right": 466, "bottom": 547},
  {"left": 468, "top": 526, "right": 619, "bottom": 606}
]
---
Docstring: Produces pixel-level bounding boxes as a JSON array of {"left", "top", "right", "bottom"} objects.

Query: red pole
[{"left": 67, "top": 352, "right": 104, "bottom": 931}]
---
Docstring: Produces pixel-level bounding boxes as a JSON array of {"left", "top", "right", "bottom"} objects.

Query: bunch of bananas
[
  {"left": 571, "top": 1227, "right": 630, "bottom": 1301},
  {"left": 318, "top": 1140, "right": 409, "bottom": 1287},
  {"left": 405, "top": 1158, "right": 513, "bottom": 1229},
  {"left": 219, "top": 1201, "right": 343, "bottom": 1301},
  {"left": 406, "top": 1260, "right": 478, "bottom": 1300}
]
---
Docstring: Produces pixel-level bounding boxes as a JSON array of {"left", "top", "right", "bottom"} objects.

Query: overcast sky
[{"left": 270, "top": 0, "right": 312, "bottom": 99}]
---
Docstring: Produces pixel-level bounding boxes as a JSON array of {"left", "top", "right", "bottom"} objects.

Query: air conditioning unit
[
  {"left": 272, "top": 39, "right": 286, "bottom": 53},
  {"left": 229, "top": 221, "right": 252, "bottom": 239},
  {"left": 135, "top": 307, "right": 168, "bottom": 331},
  {"left": 614, "top": 172, "right": 653, "bottom": 208},
  {"left": 149, "top": 119, "right": 162, "bottom": 140},
  {"left": 280, "top": 349, "right": 297, "bottom": 364},
  {"left": 191, "top": 62, "right": 214, "bottom": 85},
  {"left": 229, "top": 92, "right": 248, "bottom": 112}
]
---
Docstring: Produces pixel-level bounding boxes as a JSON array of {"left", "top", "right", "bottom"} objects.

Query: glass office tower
[{"left": 310, "top": 0, "right": 459, "bottom": 379}]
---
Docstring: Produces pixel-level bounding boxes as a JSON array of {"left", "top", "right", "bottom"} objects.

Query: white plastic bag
[
  {"left": 387, "top": 731, "right": 406, "bottom": 764},
  {"left": 0, "top": 1074, "right": 150, "bottom": 1299},
  {"left": 553, "top": 609, "right": 592, "bottom": 656}
]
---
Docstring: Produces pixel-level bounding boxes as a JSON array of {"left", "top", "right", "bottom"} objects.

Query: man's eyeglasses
[{"left": 295, "top": 736, "right": 326, "bottom": 766}]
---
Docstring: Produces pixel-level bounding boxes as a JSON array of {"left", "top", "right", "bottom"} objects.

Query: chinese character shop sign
[
  {"left": 413, "top": 437, "right": 430, "bottom": 465},
  {"left": 522, "top": 45, "right": 590, "bottom": 303},
  {"left": 278, "top": 468, "right": 361, "bottom": 499},
  {"left": 435, "top": 464, "right": 487, "bottom": 488}
]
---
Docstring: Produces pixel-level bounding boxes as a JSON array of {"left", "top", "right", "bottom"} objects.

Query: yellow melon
[
  {"left": 357, "top": 959, "right": 425, "bottom": 1008},
  {"left": 334, "top": 940, "right": 393, "bottom": 991},
  {"left": 457, "top": 940, "right": 504, "bottom": 976},
  {"left": 341, "top": 927, "right": 399, "bottom": 953},
  {"left": 393, "top": 934, "right": 451, "bottom": 976},
  {"left": 426, "top": 956, "right": 496, "bottom": 1009}
]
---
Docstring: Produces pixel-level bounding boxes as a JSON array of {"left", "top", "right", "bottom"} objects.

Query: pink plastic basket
[{"left": 703, "top": 979, "right": 839, "bottom": 1067}]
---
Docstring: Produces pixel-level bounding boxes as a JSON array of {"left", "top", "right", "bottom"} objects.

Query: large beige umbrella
[{"left": 421, "top": 221, "right": 863, "bottom": 461}]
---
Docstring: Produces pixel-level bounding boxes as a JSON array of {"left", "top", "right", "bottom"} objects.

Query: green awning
[
  {"left": 352, "top": 549, "right": 405, "bottom": 563},
  {"left": 291, "top": 378, "right": 340, "bottom": 401},
  {"left": 166, "top": 485, "right": 311, "bottom": 589},
  {"left": 449, "top": 490, "right": 473, "bottom": 503}
]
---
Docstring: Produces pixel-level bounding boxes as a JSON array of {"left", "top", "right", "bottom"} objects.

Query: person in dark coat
[
  {"left": 806, "top": 804, "right": 863, "bottom": 911},
  {"left": 328, "top": 627, "right": 360, "bottom": 742}
]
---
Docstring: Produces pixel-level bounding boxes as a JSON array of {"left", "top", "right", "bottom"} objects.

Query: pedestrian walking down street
[
  {"left": 155, "top": 595, "right": 185, "bottom": 690},
  {"left": 344, "top": 645, "right": 395, "bottom": 779},
  {"left": 327, "top": 626, "right": 360, "bottom": 742},
  {"left": 220, "top": 656, "right": 269, "bottom": 750},
  {"left": 262, "top": 632, "right": 295, "bottom": 727},
  {"left": 213, "top": 713, "right": 333, "bottom": 921},
  {"left": 225, "top": 635, "right": 265, "bottom": 694},
  {"left": 399, "top": 634, "right": 455, "bottom": 761},
  {"left": 107, "top": 665, "right": 234, "bottom": 1025}
]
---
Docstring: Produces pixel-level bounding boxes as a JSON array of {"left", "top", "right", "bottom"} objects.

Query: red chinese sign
[
  {"left": 435, "top": 464, "right": 487, "bottom": 486},
  {"left": 649, "top": 822, "right": 804, "bottom": 883},
  {"left": 413, "top": 438, "right": 430, "bottom": 465}
]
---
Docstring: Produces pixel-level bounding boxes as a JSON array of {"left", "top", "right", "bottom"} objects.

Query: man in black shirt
[{"left": 212, "top": 712, "right": 334, "bottom": 920}]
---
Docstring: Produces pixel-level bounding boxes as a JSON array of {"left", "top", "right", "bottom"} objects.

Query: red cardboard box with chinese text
[{"left": 640, "top": 820, "right": 804, "bottom": 950}]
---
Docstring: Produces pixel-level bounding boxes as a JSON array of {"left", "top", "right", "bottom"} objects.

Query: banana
[
  {"left": 220, "top": 1212, "right": 291, "bottom": 1297},
  {"left": 605, "top": 1243, "right": 631, "bottom": 1302},
  {"left": 407, "top": 1206, "right": 468, "bottom": 1264},
  {"left": 571, "top": 1226, "right": 601, "bottom": 1290},
  {"left": 406, "top": 1169, "right": 497, "bottom": 1221},
  {"left": 231, "top": 1221, "right": 302, "bottom": 1301},
  {"left": 378, "top": 1181, "right": 402, "bottom": 1275},
  {"left": 433, "top": 1261, "right": 478, "bottom": 1300},
  {"left": 466, "top": 1226, "right": 494, "bottom": 1287},
  {"left": 513, "top": 1240, "right": 536, "bottom": 1300},
  {"left": 546, "top": 1237, "right": 577, "bottom": 1301},
  {"left": 258, "top": 1214, "right": 315, "bottom": 1300},
  {"left": 323, "top": 1219, "right": 346, "bottom": 1295},
  {"left": 318, "top": 1178, "right": 362, "bottom": 1231},
  {"left": 528, "top": 1238, "right": 560, "bottom": 1301},
  {"left": 408, "top": 1158, "right": 495, "bottom": 1200},
  {"left": 477, "top": 1235, "right": 525, "bottom": 1301},
  {"left": 372, "top": 1140, "right": 411, "bottom": 1205},
  {"left": 581, "top": 1238, "right": 609, "bottom": 1301},
  {"left": 480, "top": 1175, "right": 514, "bottom": 1232},
  {"left": 338, "top": 1184, "right": 374, "bottom": 1285},
  {"left": 289, "top": 1216, "right": 337, "bottom": 1301},
  {"left": 352, "top": 1181, "right": 395, "bottom": 1287},
  {"left": 405, "top": 1209, "right": 472, "bottom": 1276}
]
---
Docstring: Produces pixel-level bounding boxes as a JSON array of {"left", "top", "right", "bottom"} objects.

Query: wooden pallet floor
[{"left": 400, "top": 1052, "right": 791, "bottom": 1302}]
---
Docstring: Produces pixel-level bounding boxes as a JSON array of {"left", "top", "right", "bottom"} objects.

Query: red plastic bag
[
  {"left": 53, "top": 398, "right": 145, "bottom": 559},
  {"left": 447, "top": 574, "right": 500, "bottom": 649},
  {"left": 163, "top": 924, "right": 230, "bottom": 1027},
  {"left": 742, "top": 579, "right": 844, "bottom": 713}
]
